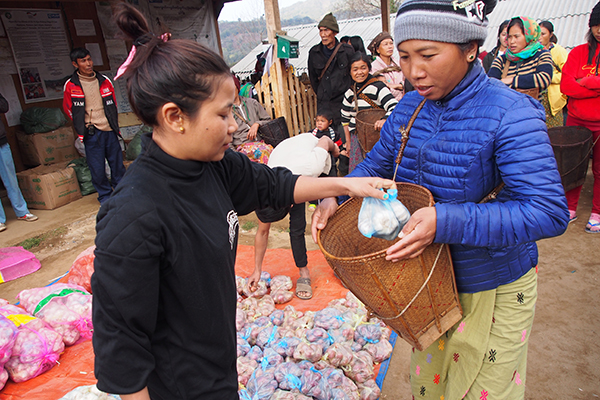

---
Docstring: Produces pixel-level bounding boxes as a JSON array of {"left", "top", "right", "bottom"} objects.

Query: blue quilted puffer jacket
[{"left": 350, "top": 63, "right": 569, "bottom": 293}]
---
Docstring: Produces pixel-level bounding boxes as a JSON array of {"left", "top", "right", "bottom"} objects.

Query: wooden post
[
  {"left": 264, "top": 0, "right": 282, "bottom": 45},
  {"left": 381, "top": 0, "right": 390, "bottom": 33}
]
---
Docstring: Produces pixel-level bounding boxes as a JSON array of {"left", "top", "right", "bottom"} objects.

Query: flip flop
[
  {"left": 295, "top": 277, "right": 313, "bottom": 300},
  {"left": 585, "top": 219, "right": 600, "bottom": 233}
]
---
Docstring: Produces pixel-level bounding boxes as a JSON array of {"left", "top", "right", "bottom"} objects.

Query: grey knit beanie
[
  {"left": 318, "top": 13, "right": 339, "bottom": 33},
  {"left": 394, "top": 0, "right": 497, "bottom": 45}
]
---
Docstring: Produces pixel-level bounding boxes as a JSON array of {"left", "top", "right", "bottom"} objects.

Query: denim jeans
[
  {"left": 83, "top": 128, "right": 126, "bottom": 204},
  {"left": 0, "top": 143, "right": 30, "bottom": 223}
]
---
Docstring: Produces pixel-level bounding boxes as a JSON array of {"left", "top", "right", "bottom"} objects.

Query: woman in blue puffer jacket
[{"left": 312, "top": 0, "right": 569, "bottom": 399}]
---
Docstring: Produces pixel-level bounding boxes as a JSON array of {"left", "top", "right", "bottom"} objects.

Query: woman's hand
[
  {"left": 340, "top": 149, "right": 348, "bottom": 157},
  {"left": 247, "top": 123, "right": 260, "bottom": 141},
  {"left": 247, "top": 269, "right": 261, "bottom": 292},
  {"left": 501, "top": 76, "right": 513, "bottom": 86},
  {"left": 385, "top": 206, "right": 437, "bottom": 261},
  {"left": 311, "top": 197, "right": 338, "bottom": 242},
  {"left": 374, "top": 119, "right": 386, "bottom": 131},
  {"left": 389, "top": 83, "right": 404, "bottom": 91}
]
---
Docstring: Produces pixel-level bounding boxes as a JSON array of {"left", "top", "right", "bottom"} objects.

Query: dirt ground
[{"left": 0, "top": 169, "right": 598, "bottom": 399}]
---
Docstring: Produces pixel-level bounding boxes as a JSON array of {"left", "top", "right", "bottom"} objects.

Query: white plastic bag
[{"left": 357, "top": 188, "right": 410, "bottom": 240}]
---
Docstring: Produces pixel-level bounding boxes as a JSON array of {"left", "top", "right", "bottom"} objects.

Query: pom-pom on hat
[
  {"left": 318, "top": 13, "right": 339, "bottom": 33},
  {"left": 590, "top": 2, "right": 600, "bottom": 28},
  {"left": 394, "top": 0, "right": 497, "bottom": 46}
]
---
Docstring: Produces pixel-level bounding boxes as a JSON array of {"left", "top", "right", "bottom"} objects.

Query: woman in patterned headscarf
[
  {"left": 488, "top": 16, "right": 553, "bottom": 101},
  {"left": 368, "top": 31, "right": 405, "bottom": 100}
]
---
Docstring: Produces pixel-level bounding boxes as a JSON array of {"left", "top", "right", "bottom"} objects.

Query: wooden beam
[
  {"left": 263, "top": 0, "right": 282, "bottom": 45},
  {"left": 381, "top": 0, "right": 390, "bottom": 33}
]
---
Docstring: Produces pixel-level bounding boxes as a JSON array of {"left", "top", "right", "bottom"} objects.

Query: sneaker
[
  {"left": 17, "top": 213, "right": 38, "bottom": 222},
  {"left": 308, "top": 204, "right": 317, "bottom": 212},
  {"left": 0, "top": 223, "right": 5, "bottom": 232}
]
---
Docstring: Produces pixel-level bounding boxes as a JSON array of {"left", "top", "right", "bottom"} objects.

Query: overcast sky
[{"left": 218, "top": 0, "right": 303, "bottom": 21}]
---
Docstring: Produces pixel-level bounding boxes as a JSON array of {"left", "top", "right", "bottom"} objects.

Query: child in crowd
[{"left": 309, "top": 110, "right": 342, "bottom": 210}]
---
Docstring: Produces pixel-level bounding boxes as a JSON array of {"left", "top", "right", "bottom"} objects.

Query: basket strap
[
  {"left": 375, "top": 244, "right": 445, "bottom": 321},
  {"left": 232, "top": 107, "right": 252, "bottom": 127},
  {"left": 392, "top": 98, "right": 426, "bottom": 181}
]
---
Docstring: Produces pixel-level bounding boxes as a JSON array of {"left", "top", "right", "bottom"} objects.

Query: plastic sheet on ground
[{"left": 0, "top": 246, "right": 395, "bottom": 399}]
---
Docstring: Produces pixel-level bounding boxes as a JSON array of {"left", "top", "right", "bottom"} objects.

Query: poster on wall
[
  {"left": 0, "top": 9, "right": 73, "bottom": 103},
  {"left": 95, "top": 0, "right": 218, "bottom": 52},
  {"left": 146, "top": 0, "right": 217, "bottom": 50}
]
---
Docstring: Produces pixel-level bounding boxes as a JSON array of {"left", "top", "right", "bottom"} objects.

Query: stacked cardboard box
[
  {"left": 16, "top": 126, "right": 80, "bottom": 167},
  {"left": 16, "top": 162, "right": 82, "bottom": 210}
]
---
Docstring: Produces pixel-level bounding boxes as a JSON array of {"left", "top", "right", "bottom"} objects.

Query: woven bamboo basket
[
  {"left": 317, "top": 183, "right": 462, "bottom": 351},
  {"left": 258, "top": 117, "right": 289, "bottom": 148},
  {"left": 356, "top": 109, "right": 386, "bottom": 153}
]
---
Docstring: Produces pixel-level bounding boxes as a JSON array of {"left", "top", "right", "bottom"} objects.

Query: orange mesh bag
[{"left": 67, "top": 245, "right": 96, "bottom": 293}]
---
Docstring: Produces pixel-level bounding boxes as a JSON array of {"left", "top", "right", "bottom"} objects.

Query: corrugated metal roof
[{"left": 232, "top": 0, "right": 597, "bottom": 79}]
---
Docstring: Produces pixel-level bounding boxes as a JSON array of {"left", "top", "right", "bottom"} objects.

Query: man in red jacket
[{"left": 63, "top": 48, "right": 125, "bottom": 204}]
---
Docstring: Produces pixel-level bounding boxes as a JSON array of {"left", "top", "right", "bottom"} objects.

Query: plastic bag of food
[
  {"left": 67, "top": 245, "right": 96, "bottom": 293},
  {"left": 363, "top": 338, "right": 393, "bottom": 363},
  {"left": 270, "top": 275, "right": 293, "bottom": 291},
  {"left": 270, "top": 309, "right": 285, "bottom": 326},
  {"left": 293, "top": 341, "right": 323, "bottom": 363},
  {"left": 323, "top": 343, "right": 353, "bottom": 368},
  {"left": 17, "top": 283, "right": 93, "bottom": 346},
  {"left": 247, "top": 345, "right": 264, "bottom": 363},
  {"left": 274, "top": 361, "right": 303, "bottom": 391},
  {"left": 314, "top": 307, "right": 344, "bottom": 330},
  {"left": 243, "top": 279, "right": 269, "bottom": 298},
  {"left": 343, "top": 351, "right": 374, "bottom": 384},
  {"left": 271, "top": 290, "right": 294, "bottom": 305},
  {"left": 271, "top": 389, "right": 313, "bottom": 400},
  {"left": 300, "top": 368, "right": 331, "bottom": 400},
  {"left": 256, "top": 295, "right": 276, "bottom": 317},
  {"left": 328, "top": 325, "right": 354, "bottom": 345},
  {"left": 260, "top": 348, "right": 284, "bottom": 370},
  {"left": 59, "top": 384, "right": 122, "bottom": 399},
  {"left": 354, "top": 323, "right": 382, "bottom": 347},
  {"left": 0, "top": 314, "right": 17, "bottom": 390},
  {"left": 0, "top": 304, "right": 64, "bottom": 382},
  {"left": 237, "top": 334, "right": 251, "bottom": 357},
  {"left": 256, "top": 325, "right": 279, "bottom": 349},
  {"left": 270, "top": 337, "right": 301, "bottom": 358},
  {"left": 260, "top": 271, "right": 272, "bottom": 285},
  {"left": 237, "top": 356, "right": 258, "bottom": 386},
  {"left": 246, "top": 368, "right": 278, "bottom": 400},
  {"left": 237, "top": 308, "right": 248, "bottom": 332},
  {"left": 357, "top": 379, "right": 381, "bottom": 400},
  {"left": 357, "top": 188, "right": 410, "bottom": 240}
]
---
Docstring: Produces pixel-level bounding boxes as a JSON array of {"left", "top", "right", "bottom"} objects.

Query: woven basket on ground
[
  {"left": 548, "top": 126, "right": 593, "bottom": 193},
  {"left": 317, "top": 183, "right": 462, "bottom": 351},
  {"left": 356, "top": 109, "right": 386, "bottom": 153},
  {"left": 258, "top": 117, "right": 289, "bottom": 148}
]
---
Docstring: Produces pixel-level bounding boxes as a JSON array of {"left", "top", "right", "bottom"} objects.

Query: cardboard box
[
  {"left": 16, "top": 162, "right": 82, "bottom": 210},
  {"left": 16, "top": 127, "right": 79, "bottom": 167}
]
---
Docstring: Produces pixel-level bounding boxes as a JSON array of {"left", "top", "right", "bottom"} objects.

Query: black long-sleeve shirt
[
  {"left": 0, "top": 93, "right": 9, "bottom": 146},
  {"left": 92, "top": 133, "right": 298, "bottom": 399}
]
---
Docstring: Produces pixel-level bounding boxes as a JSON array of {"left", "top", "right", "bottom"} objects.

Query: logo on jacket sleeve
[{"left": 227, "top": 210, "right": 239, "bottom": 250}]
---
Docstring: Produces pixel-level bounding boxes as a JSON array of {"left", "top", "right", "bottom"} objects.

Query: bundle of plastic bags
[
  {"left": 358, "top": 188, "right": 410, "bottom": 240},
  {"left": 17, "top": 283, "right": 93, "bottom": 346}
]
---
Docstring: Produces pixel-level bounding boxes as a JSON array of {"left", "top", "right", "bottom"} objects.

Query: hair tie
[
  {"left": 115, "top": 32, "right": 170, "bottom": 80},
  {"left": 115, "top": 45, "right": 137, "bottom": 80}
]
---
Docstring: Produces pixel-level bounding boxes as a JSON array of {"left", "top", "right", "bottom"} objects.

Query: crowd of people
[{"left": 79, "top": 0, "right": 599, "bottom": 399}]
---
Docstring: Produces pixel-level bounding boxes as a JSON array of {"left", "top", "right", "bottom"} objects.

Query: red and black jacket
[{"left": 63, "top": 70, "right": 120, "bottom": 141}]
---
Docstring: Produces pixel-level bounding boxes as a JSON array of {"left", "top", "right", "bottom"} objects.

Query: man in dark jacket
[
  {"left": 63, "top": 47, "right": 125, "bottom": 204},
  {"left": 308, "top": 13, "right": 354, "bottom": 175}
]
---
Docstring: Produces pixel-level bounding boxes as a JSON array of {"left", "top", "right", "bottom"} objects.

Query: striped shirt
[
  {"left": 341, "top": 79, "right": 398, "bottom": 135},
  {"left": 488, "top": 49, "right": 553, "bottom": 99}
]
